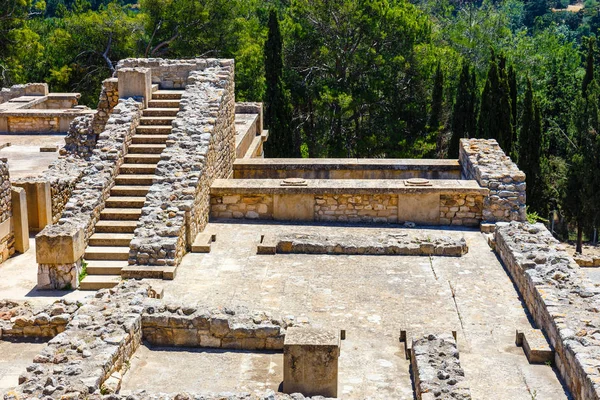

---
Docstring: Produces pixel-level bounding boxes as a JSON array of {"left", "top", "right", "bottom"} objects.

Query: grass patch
[{"left": 79, "top": 259, "right": 88, "bottom": 282}]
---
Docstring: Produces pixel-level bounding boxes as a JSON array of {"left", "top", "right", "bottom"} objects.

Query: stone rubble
[
  {"left": 0, "top": 300, "right": 80, "bottom": 339},
  {"left": 274, "top": 232, "right": 468, "bottom": 256},
  {"left": 495, "top": 221, "right": 600, "bottom": 399},
  {"left": 411, "top": 333, "right": 471, "bottom": 400},
  {"left": 130, "top": 60, "right": 235, "bottom": 267},
  {"left": 460, "top": 139, "right": 526, "bottom": 223}
]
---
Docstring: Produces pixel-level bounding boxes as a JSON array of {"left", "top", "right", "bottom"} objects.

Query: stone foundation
[
  {"left": 0, "top": 300, "right": 79, "bottom": 339},
  {"left": 495, "top": 222, "right": 600, "bottom": 399},
  {"left": 439, "top": 194, "right": 484, "bottom": 226},
  {"left": 459, "top": 139, "right": 526, "bottom": 222},
  {"left": 411, "top": 333, "right": 471, "bottom": 400},
  {"left": 315, "top": 194, "right": 398, "bottom": 223}
]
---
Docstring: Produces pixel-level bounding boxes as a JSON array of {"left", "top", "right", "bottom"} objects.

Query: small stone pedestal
[{"left": 283, "top": 327, "right": 340, "bottom": 398}]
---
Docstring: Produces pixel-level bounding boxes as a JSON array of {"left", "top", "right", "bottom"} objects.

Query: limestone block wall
[
  {"left": 142, "top": 304, "right": 291, "bottom": 350},
  {"left": 439, "top": 194, "right": 484, "bottom": 226},
  {"left": 459, "top": 139, "right": 526, "bottom": 222},
  {"left": 36, "top": 99, "right": 142, "bottom": 289},
  {"left": 495, "top": 222, "right": 600, "bottom": 399},
  {"left": 0, "top": 83, "right": 48, "bottom": 103},
  {"left": 211, "top": 194, "right": 272, "bottom": 219},
  {"left": 315, "top": 194, "right": 398, "bottom": 223},
  {"left": 117, "top": 58, "right": 226, "bottom": 88},
  {"left": 6, "top": 116, "right": 61, "bottom": 133},
  {"left": 0, "top": 160, "right": 14, "bottom": 263},
  {"left": 130, "top": 60, "right": 235, "bottom": 268}
]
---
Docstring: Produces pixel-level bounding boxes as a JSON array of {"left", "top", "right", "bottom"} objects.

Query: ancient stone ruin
[{"left": 0, "top": 58, "right": 597, "bottom": 399}]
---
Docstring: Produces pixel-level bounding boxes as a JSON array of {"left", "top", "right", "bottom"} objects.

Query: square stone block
[
  {"left": 283, "top": 327, "right": 340, "bottom": 398},
  {"left": 36, "top": 225, "right": 85, "bottom": 264}
]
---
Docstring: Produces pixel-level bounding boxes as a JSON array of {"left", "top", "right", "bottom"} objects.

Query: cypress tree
[
  {"left": 449, "top": 63, "right": 477, "bottom": 158},
  {"left": 429, "top": 62, "right": 445, "bottom": 155},
  {"left": 583, "top": 37, "right": 596, "bottom": 96},
  {"left": 518, "top": 78, "right": 543, "bottom": 212},
  {"left": 509, "top": 65, "right": 518, "bottom": 150},
  {"left": 264, "top": 10, "right": 293, "bottom": 157},
  {"left": 478, "top": 52, "right": 514, "bottom": 154}
]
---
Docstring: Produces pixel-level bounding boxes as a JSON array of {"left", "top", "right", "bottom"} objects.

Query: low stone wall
[
  {"left": 142, "top": 304, "right": 291, "bottom": 350},
  {"left": 0, "top": 83, "right": 48, "bottom": 104},
  {"left": 234, "top": 159, "right": 462, "bottom": 180},
  {"left": 495, "top": 222, "right": 600, "bottom": 399},
  {"left": 36, "top": 99, "right": 143, "bottom": 290},
  {"left": 117, "top": 58, "right": 227, "bottom": 89},
  {"left": 411, "top": 333, "right": 472, "bottom": 400},
  {"left": 439, "top": 194, "right": 484, "bottom": 226},
  {"left": 12, "top": 281, "right": 150, "bottom": 398},
  {"left": 267, "top": 232, "right": 468, "bottom": 256},
  {"left": 93, "top": 78, "right": 119, "bottom": 135},
  {"left": 574, "top": 254, "right": 600, "bottom": 268},
  {"left": 129, "top": 60, "right": 235, "bottom": 270},
  {"left": 6, "top": 116, "right": 60, "bottom": 133},
  {"left": 0, "top": 299, "right": 79, "bottom": 339},
  {"left": 211, "top": 180, "right": 487, "bottom": 227},
  {"left": 0, "top": 160, "right": 14, "bottom": 263},
  {"left": 459, "top": 139, "right": 526, "bottom": 222}
]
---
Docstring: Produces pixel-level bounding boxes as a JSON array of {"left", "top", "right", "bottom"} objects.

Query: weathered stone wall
[
  {"left": 0, "top": 83, "right": 48, "bottom": 104},
  {"left": 93, "top": 77, "right": 119, "bottom": 135},
  {"left": 459, "top": 139, "right": 526, "bottom": 222},
  {"left": 495, "top": 222, "right": 600, "bottom": 400},
  {"left": 5, "top": 116, "right": 61, "bottom": 133},
  {"left": 0, "top": 299, "right": 79, "bottom": 339},
  {"left": 142, "top": 303, "right": 291, "bottom": 350},
  {"left": 130, "top": 60, "right": 235, "bottom": 267},
  {"left": 0, "top": 160, "right": 14, "bottom": 263},
  {"left": 61, "top": 113, "right": 96, "bottom": 159},
  {"left": 211, "top": 194, "right": 272, "bottom": 220},
  {"left": 315, "top": 194, "right": 398, "bottom": 223},
  {"left": 36, "top": 99, "right": 142, "bottom": 289},
  {"left": 117, "top": 58, "right": 225, "bottom": 89},
  {"left": 439, "top": 194, "right": 484, "bottom": 226},
  {"left": 13, "top": 281, "right": 150, "bottom": 398},
  {"left": 411, "top": 333, "right": 472, "bottom": 400}
]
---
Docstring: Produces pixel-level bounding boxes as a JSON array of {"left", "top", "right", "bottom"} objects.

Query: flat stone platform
[
  {"left": 148, "top": 222, "right": 569, "bottom": 399},
  {"left": 0, "top": 339, "right": 47, "bottom": 392},
  {"left": 0, "top": 134, "right": 65, "bottom": 179}
]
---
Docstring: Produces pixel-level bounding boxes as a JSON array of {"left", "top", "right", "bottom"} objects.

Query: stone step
[
  {"left": 142, "top": 108, "right": 179, "bottom": 117},
  {"left": 84, "top": 246, "right": 130, "bottom": 261},
  {"left": 132, "top": 135, "right": 169, "bottom": 145},
  {"left": 124, "top": 154, "right": 161, "bottom": 164},
  {"left": 79, "top": 275, "right": 121, "bottom": 290},
  {"left": 152, "top": 90, "right": 183, "bottom": 100},
  {"left": 110, "top": 185, "right": 150, "bottom": 197},
  {"left": 105, "top": 196, "right": 147, "bottom": 208},
  {"left": 129, "top": 144, "right": 167, "bottom": 154},
  {"left": 95, "top": 220, "right": 138, "bottom": 233},
  {"left": 86, "top": 261, "right": 127, "bottom": 276},
  {"left": 140, "top": 116, "right": 176, "bottom": 126},
  {"left": 89, "top": 233, "right": 134, "bottom": 247},
  {"left": 119, "top": 164, "right": 157, "bottom": 174},
  {"left": 115, "top": 174, "right": 155, "bottom": 186},
  {"left": 100, "top": 208, "right": 143, "bottom": 221},
  {"left": 136, "top": 125, "right": 172, "bottom": 135},
  {"left": 148, "top": 100, "right": 180, "bottom": 109}
]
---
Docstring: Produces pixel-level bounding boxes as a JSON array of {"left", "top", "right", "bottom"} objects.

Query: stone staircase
[{"left": 79, "top": 90, "right": 182, "bottom": 290}]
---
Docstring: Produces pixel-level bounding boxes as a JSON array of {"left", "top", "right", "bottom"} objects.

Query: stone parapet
[
  {"left": 411, "top": 333, "right": 471, "bottom": 400},
  {"left": 130, "top": 60, "right": 235, "bottom": 268},
  {"left": 0, "top": 83, "right": 48, "bottom": 104},
  {"left": 495, "top": 222, "right": 600, "bottom": 399},
  {"left": 142, "top": 303, "right": 294, "bottom": 350},
  {"left": 459, "top": 139, "right": 526, "bottom": 222},
  {"left": 36, "top": 99, "right": 142, "bottom": 289}
]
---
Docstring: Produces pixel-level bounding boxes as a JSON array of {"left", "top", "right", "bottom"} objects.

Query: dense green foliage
[{"left": 3, "top": 0, "right": 600, "bottom": 247}]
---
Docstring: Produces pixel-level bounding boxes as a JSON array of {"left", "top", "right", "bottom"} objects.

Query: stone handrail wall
[
  {"left": 117, "top": 58, "right": 229, "bottom": 89},
  {"left": 142, "top": 303, "right": 291, "bottom": 350},
  {"left": 495, "top": 222, "right": 600, "bottom": 400},
  {"left": 36, "top": 99, "right": 142, "bottom": 290},
  {"left": 129, "top": 60, "right": 235, "bottom": 268},
  {"left": 0, "top": 83, "right": 48, "bottom": 103},
  {"left": 411, "top": 333, "right": 472, "bottom": 399},
  {"left": 459, "top": 138, "right": 526, "bottom": 222}
]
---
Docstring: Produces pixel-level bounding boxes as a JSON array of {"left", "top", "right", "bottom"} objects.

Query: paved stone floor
[
  {"left": 147, "top": 222, "right": 570, "bottom": 399},
  {"left": 0, "top": 134, "right": 65, "bottom": 179},
  {"left": 0, "top": 339, "right": 47, "bottom": 392}
]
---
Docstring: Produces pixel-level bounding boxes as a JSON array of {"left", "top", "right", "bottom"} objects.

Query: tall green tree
[
  {"left": 449, "top": 63, "right": 477, "bottom": 158},
  {"left": 263, "top": 9, "right": 293, "bottom": 157},
  {"left": 518, "top": 78, "right": 544, "bottom": 212},
  {"left": 429, "top": 62, "right": 445, "bottom": 156},
  {"left": 582, "top": 37, "right": 595, "bottom": 96}
]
